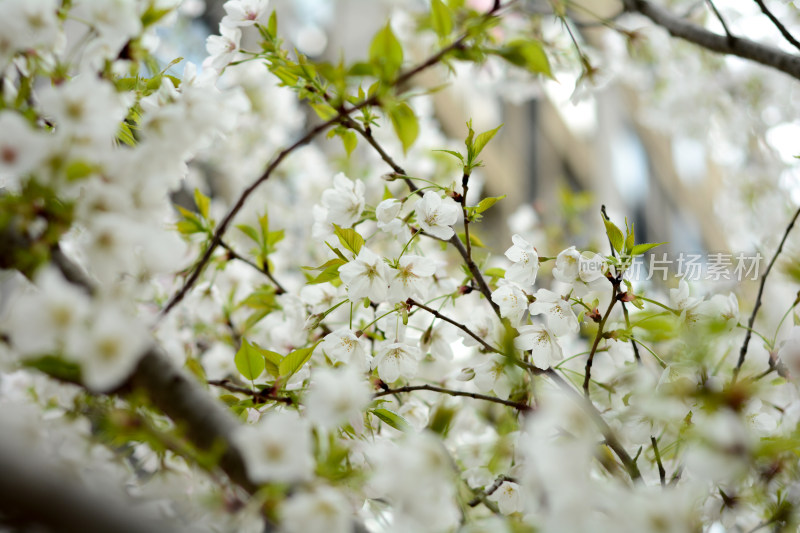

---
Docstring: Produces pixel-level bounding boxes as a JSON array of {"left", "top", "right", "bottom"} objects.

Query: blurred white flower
[
  {"left": 233, "top": 411, "right": 314, "bottom": 484},
  {"left": 280, "top": 486, "right": 352, "bottom": 533},
  {"left": 487, "top": 481, "right": 524, "bottom": 515},
  {"left": 305, "top": 366, "right": 371, "bottom": 430}
]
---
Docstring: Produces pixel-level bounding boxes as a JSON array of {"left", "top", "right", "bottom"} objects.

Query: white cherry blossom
[
  {"left": 373, "top": 341, "right": 422, "bottom": 383},
  {"left": 222, "top": 0, "right": 270, "bottom": 27},
  {"left": 339, "top": 247, "right": 390, "bottom": 303},
  {"left": 491, "top": 283, "right": 528, "bottom": 326},
  {"left": 487, "top": 481, "right": 524, "bottom": 515},
  {"left": 305, "top": 366, "right": 371, "bottom": 430},
  {"left": 388, "top": 254, "right": 435, "bottom": 302},
  {"left": 280, "top": 486, "right": 352, "bottom": 533},
  {"left": 514, "top": 324, "right": 563, "bottom": 369},
  {"left": 376, "top": 198, "right": 405, "bottom": 235},
  {"left": 504, "top": 234, "right": 539, "bottom": 287},
  {"left": 321, "top": 173, "right": 365, "bottom": 228},
  {"left": 529, "top": 288, "right": 579, "bottom": 336},
  {"left": 233, "top": 410, "right": 314, "bottom": 484},
  {"left": 415, "top": 191, "right": 459, "bottom": 240}
]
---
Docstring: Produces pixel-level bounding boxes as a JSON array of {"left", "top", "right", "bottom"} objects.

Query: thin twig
[
  {"left": 734, "top": 205, "right": 800, "bottom": 379},
  {"left": 704, "top": 0, "right": 735, "bottom": 43},
  {"left": 208, "top": 379, "right": 293, "bottom": 405},
  {"left": 219, "top": 240, "right": 286, "bottom": 294},
  {"left": 467, "top": 475, "right": 517, "bottom": 507},
  {"left": 753, "top": 0, "right": 800, "bottom": 54},
  {"left": 407, "top": 298, "right": 500, "bottom": 353},
  {"left": 622, "top": 0, "right": 800, "bottom": 81},
  {"left": 651, "top": 435, "right": 666, "bottom": 487},
  {"left": 583, "top": 285, "right": 619, "bottom": 395},
  {"left": 375, "top": 383, "right": 531, "bottom": 411}
]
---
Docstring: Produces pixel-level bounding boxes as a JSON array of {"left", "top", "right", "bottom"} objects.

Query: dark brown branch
[
  {"left": 208, "top": 378, "right": 293, "bottom": 404},
  {"left": 704, "top": 0, "right": 734, "bottom": 43},
  {"left": 0, "top": 438, "right": 188, "bottom": 533},
  {"left": 407, "top": 298, "right": 500, "bottom": 353},
  {"left": 219, "top": 240, "right": 286, "bottom": 294},
  {"left": 651, "top": 435, "right": 666, "bottom": 487},
  {"left": 735, "top": 205, "right": 800, "bottom": 378},
  {"left": 753, "top": 0, "right": 800, "bottom": 53},
  {"left": 623, "top": 0, "right": 800, "bottom": 81},
  {"left": 375, "top": 383, "right": 531, "bottom": 411},
  {"left": 583, "top": 285, "right": 619, "bottom": 395}
]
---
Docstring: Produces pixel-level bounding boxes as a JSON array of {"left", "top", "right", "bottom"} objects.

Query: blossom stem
[
  {"left": 467, "top": 475, "right": 517, "bottom": 507},
  {"left": 735, "top": 205, "right": 800, "bottom": 380},
  {"left": 650, "top": 436, "right": 666, "bottom": 487},
  {"left": 407, "top": 298, "right": 501, "bottom": 353},
  {"left": 374, "top": 384, "right": 531, "bottom": 411},
  {"left": 208, "top": 379, "right": 293, "bottom": 405},
  {"left": 583, "top": 284, "right": 619, "bottom": 396},
  {"left": 219, "top": 240, "right": 286, "bottom": 294}
]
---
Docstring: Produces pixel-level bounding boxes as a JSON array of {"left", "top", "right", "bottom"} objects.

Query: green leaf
[
  {"left": 476, "top": 194, "right": 506, "bottom": 214},
  {"left": 236, "top": 224, "right": 260, "bottom": 245},
  {"left": 234, "top": 339, "right": 265, "bottom": 381},
  {"left": 430, "top": 0, "right": 453, "bottom": 38},
  {"left": 630, "top": 242, "right": 666, "bottom": 256},
  {"left": 333, "top": 224, "right": 365, "bottom": 255},
  {"left": 603, "top": 219, "right": 624, "bottom": 254},
  {"left": 427, "top": 403, "right": 456, "bottom": 437},
  {"left": 24, "top": 356, "right": 81, "bottom": 384},
  {"left": 309, "top": 262, "right": 344, "bottom": 284},
  {"left": 388, "top": 102, "right": 419, "bottom": 154},
  {"left": 267, "top": 10, "right": 278, "bottom": 38},
  {"left": 473, "top": 124, "right": 503, "bottom": 159},
  {"left": 310, "top": 102, "right": 337, "bottom": 120},
  {"left": 371, "top": 408, "right": 410, "bottom": 432},
  {"left": 117, "top": 122, "right": 136, "bottom": 147},
  {"left": 262, "top": 349, "right": 283, "bottom": 377},
  {"left": 495, "top": 39, "right": 552, "bottom": 78},
  {"left": 624, "top": 224, "right": 635, "bottom": 254},
  {"left": 279, "top": 343, "right": 319, "bottom": 378},
  {"left": 194, "top": 188, "right": 210, "bottom": 220},
  {"left": 433, "top": 149, "right": 464, "bottom": 163},
  {"left": 341, "top": 129, "right": 357, "bottom": 156},
  {"left": 485, "top": 267, "right": 506, "bottom": 278},
  {"left": 369, "top": 23, "right": 403, "bottom": 78}
]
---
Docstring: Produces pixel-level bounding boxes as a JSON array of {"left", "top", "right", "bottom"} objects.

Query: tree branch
[
  {"left": 623, "top": 0, "right": 800, "bottom": 81},
  {"left": 467, "top": 475, "right": 517, "bottom": 507},
  {"left": 375, "top": 383, "right": 531, "bottom": 411},
  {"left": 753, "top": 0, "right": 800, "bottom": 53},
  {"left": 734, "top": 205, "right": 800, "bottom": 378},
  {"left": 219, "top": 240, "right": 286, "bottom": 295},
  {"left": 0, "top": 438, "right": 185, "bottom": 533},
  {"left": 651, "top": 435, "right": 666, "bottom": 487},
  {"left": 583, "top": 284, "right": 619, "bottom": 395},
  {"left": 407, "top": 298, "right": 501, "bottom": 353},
  {"left": 208, "top": 378, "right": 293, "bottom": 405}
]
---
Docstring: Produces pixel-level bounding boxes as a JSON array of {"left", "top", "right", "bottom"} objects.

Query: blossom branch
[
  {"left": 651, "top": 435, "right": 666, "bottom": 487},
  {"left": 704, "top": 0, "right": 734, "bottom": 42},
  {"left": 219, "top": 239, "right": 286, "bottom": 294},
  {"left": 752, "top": 0, "right": 800, "bottom": 53},
  {"left": 0, "top": 437, "right": 188, "bottom": 533},
  {"left": 622, "top": 0, "right": 800, "bottom": 81},
  {"left": 374, "top": 383, "right": 531, "bottom": 411},
  {"left": 583, "top": 284, "right": 619, "bottom": 395},
  {"left": 467, "top": 475, "right": 517, "bottom": 507},
  {"left": 407, "top": 298, "right": 500, "bottom": 353},
  {"left": 735, "top": 205, "right": 800, "bottom": 378},
  {"left": 544, "top": 368, "right": 642, "bottom": 481},
  {"left": 158, "top": 22, "right": 497, "bottom": 321},
  {"left": 208, "top": 378, "right": 293, "bottom": 405}
]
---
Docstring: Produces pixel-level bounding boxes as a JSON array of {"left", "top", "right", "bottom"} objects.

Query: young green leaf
[
  {"left": 333, "top": 224, "right": 365, "bottom": 255},
  {"left": 389, "top": 102, "right": 419, "bottom": 154},
  {"left": 371, "top": 408, "right": 410, "bottom": 432},
  {"left": 603, "top": 219, "right": 624, "bottom": 254},
  {"left": 630, "top": 242, "right": 666, "bottom": 256},
  {"left": 369, "top": 23, "right": 403, "bottom": 78},
  {"left": 433, "top": 149, "right": 464, "bottom": 163},
  {"left": 194, "top": 188, "right": 210, "bottom": 220},
  {"left": 430, "top": 0, "right": 453, "bottom": 38},
  {"left": 495, "top": 39, "right": 552, "bottom": 78},
  {"left": 236, "top": 224, "right": 260, "bottom": 245},
  {"left": 235, "top": 339, "right": 266, "bottom": 381},
  {"left": 472, "top": 124, "right": 503, "bottom": 159},
  {"left": 279, "top": 342, "right": 319, "bottom": 378},
  {"left": 475, "top": 194, "right": 506, "bottom": 214},
  {"left": 341, "top": 129, "right": 358, "bottom": 156}
]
